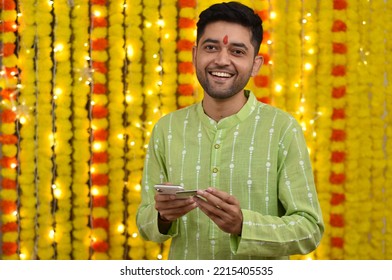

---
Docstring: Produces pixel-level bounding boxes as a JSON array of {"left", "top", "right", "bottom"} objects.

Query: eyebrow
[{"left": 200, "top": 38, "right": 249, "bottom": 50}]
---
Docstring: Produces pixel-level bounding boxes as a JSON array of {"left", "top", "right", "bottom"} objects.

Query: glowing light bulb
[
  {"left": 93, "top": 142, "right": 102, "bottom": 151},
  {"left": 125, "top": 95, "right": 133, "bottom": 103},
  {"left": 134, "top": 184, "right": 141, "bottom": 191},
  {"left": 10, "top": 163, "right": 17, "bottom": 169},
  {"left": 91, "top": 188, "right": 99, "bottom": 196},
  {"left": 157, "top": 19, "right": 165, "bottom": 27},
  {"left": 49, "top": 229, "right": 55, "bottom": 239},
  {"left": 304, "top": 63, "right": 312, "bottom": 71},
  {"left": 127, "top": 45, "right": 134, "bottom": 58},
  {"left": 19, "top": 116, "right": 27, "bottom": 124},
  {"left": 54, "top": 188, "right": 62, "bottom": 199},
  {"left": 94, "top": 11, "right": 101, "bottom": 17},
  {"left": 19, "top": 253, "right": 26, "bottom": 260},
  {"left": 275, "top": 84, "right": 283, "bottom": 92},
  {"left": 117, "top": 224, "right": 125, "bottom": 233},
  {"left": 145, "top": 21, "right": 152, "bottom": 28},
  {"left": 155, "top": 65, "right": 163, "bottom": 72},
  {"left": 117, "top": 133, "right": 124, "bottom": 140},
  {"left": 54, "top": 44, "right": 64, "bottom": 52},
  {"left": 270, "top": 12, "right": 277, "bottom": 19}
]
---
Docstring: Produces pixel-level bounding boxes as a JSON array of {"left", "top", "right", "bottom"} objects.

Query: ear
[
  {"left": 192, "top": 46, "right": 197, "bottom": 66},
  {"left": 251, "top": 55, "right": 264, "bottom": 77}
]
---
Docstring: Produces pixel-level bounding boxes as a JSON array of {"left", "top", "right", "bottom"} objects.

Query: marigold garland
[
  {"left": 124, "top": 0, "right": 146, "bottom": 260},
  {"left": 0, "top": 0, "right": 19, "bottom": 260},
  {"left": 35, "top": 0, "right": 55, "bottom": 260},
  {"left": 90, "top": 0, "right": 110, "bottom": 260},
  {"left": 71, "top": 0, "right": 92, "bottom": 260}
]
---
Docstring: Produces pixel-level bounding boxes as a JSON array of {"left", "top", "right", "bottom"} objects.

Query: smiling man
[{"left": 136, "top": 1, "right": 324, "bottom": 260}]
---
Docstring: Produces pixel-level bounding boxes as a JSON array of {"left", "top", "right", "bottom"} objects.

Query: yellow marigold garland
[
  {"left": 124, "top": 0, "right": 146, "bottom": 260},
  {"left": 269, "top": 0, "right": 286, "bottom": 110},
  {"left": 368, "top": 0, "right": 387, "bottom": 260},
  {"left": 35, "top": 0, "right": 55, "bottom": 260},
  {"left": 71, "top": 0, "right": 91, "bottom": 260},
  {"left": 356, "top": 0, "right": 373, "bottom": 259},
  {"left": 249, "top": 0, "right": 272, "bottom": 104},
  {"left": 314, "top": 0, "right": 333, "bottom": 260},
  {"left": 107, "top": 0, "right": 126, "bottom": 260},
  {"left": 52, "top": 0, "right": 73, "bottom": 259},
  {"left": 17, "top": 0, "right": 37, "bottom": 260},
  {"left": 385, "top": 0, "right": 392, "bottom": 260}
]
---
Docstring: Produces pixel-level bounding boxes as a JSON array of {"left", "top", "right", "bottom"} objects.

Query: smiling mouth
[{"left": 209, "top": 71, "right": 234, "bottom": 78}]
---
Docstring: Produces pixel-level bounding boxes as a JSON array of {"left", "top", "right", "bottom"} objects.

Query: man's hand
[
  {"left": 155, "top": 193, "right": 197, "bottom": 223},
  {"left": 195, "top": 188, "right": 243, "bottom": 235}
]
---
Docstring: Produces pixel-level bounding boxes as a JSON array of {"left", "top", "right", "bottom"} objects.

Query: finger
[
  {"left": 205, "top": 188, "right": 238, "bottom": 206},
  {"left": 196, "top": 189, "right": 232, "bottom": 212},
  {"left": 159, "top": 201, "right": 197, "bottom": 221}
]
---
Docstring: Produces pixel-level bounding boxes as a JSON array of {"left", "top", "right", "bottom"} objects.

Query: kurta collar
[{"left": 197, "top": 90, "right": 259, "bottom": 130}]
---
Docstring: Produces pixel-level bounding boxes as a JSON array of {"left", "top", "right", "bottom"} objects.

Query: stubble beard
[{"left": 196, "top": 69, "right": 249, "bottom": 100}]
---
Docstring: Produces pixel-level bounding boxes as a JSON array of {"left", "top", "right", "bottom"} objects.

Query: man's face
[{"left": 193, "top": 21, "right": 263, "bottom": 100}]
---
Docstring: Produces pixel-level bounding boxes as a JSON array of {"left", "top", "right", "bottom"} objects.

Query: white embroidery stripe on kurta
[
  {"left": 265, "top": 111, "right": 277, "bottom": 214},
  {"left": 180, "top": 110, "right": 190, "bottom": 183},
  {"left": 167, "top": 114, "right": 173, "bottom": 179},
  {"left": 229, "top": 124, "right": 240, "bottom": 195},
  {"left": 282, "top": 164, "right": 298, "bottom": 210},
  {"left": 196, "top": 120, "right": 202, "bottom": 259}
]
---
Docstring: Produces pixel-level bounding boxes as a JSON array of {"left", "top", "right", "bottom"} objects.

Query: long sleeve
[{"left": 231, "top": 118, "right": 324, "bottom": 257}]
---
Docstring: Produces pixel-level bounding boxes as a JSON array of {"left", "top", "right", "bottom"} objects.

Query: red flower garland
[{"left": 333, "top": 0, "right": 348, "bottom": 10}]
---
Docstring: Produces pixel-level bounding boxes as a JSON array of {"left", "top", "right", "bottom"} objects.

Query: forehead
[{"left": 200, "top": 21, "right": 253, "bottom": 46}]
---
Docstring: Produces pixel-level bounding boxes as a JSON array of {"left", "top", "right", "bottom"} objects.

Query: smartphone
[
  {"left": 154, "top": 184, "right": 197, "bottom": 199},
  {"left": 154, "top": 184, "right": 184, "bottom": 194}
]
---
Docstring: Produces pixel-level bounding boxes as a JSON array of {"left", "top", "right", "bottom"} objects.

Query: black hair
[{"left": 196, "top": 1, "right": 263, "bottom": 56}]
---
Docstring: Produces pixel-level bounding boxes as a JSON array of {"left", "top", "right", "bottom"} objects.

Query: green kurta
[{"left": 137, "top": 91, "right": 324, "bottom": 260}]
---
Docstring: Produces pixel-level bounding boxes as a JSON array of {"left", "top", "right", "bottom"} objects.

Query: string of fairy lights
[{"left": 0, "top": 0, "right": 391, "bottom": 260}]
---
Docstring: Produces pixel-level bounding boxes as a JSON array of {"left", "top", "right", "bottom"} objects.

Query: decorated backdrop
[{"left": 0, "top": 0, "right": 391, "bottom": 260}]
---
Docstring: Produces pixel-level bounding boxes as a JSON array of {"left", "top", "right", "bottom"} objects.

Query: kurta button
[
  {"left": 214, "top": 144, "right": 220, "bottom": 149},
  {"left": 212, "top": 167, "right": 219, "bottom": 173}
]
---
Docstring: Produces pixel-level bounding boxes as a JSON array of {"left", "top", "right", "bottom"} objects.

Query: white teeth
[{"left": 211, "top": 71, "right": 232, "bottom": 78}]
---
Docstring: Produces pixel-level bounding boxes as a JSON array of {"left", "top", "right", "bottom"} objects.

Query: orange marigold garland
[
  {"left": 90, "top": 0, "right": 110, "bottom": 260},
  {"left": 177, "top": 0, "right": 197, "bottom": 108},
  {"left": 329, "top": 0, "right": 348, "bottom": 260},
  {"left": 0, "top": 0, "right": 19, "bottom": 260}
]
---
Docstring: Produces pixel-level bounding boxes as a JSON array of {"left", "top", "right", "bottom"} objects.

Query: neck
[{"left": 202, "top": 91, "right": 247, "bottom": 122}]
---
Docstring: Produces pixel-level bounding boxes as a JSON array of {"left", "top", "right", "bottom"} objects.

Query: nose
[{"left": 214, "top": 50, "right": 230, "bottom": 65}]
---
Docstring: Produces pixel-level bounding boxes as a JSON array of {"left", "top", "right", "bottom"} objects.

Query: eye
[
  {"left": 231, "top": 49, "right": 246, "bottom": 56},
  {"left": 204, "top": 45, "right": 218, "bottom": 52}
]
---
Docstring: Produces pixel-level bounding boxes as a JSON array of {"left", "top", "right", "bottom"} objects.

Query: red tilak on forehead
[{"left": 223, "top": 35, "right": 228, "bottom": 45}]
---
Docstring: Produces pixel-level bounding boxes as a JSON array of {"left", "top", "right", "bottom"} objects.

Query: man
[{"left": 137, "top": 1, "right": 324, "bottom": 260}]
